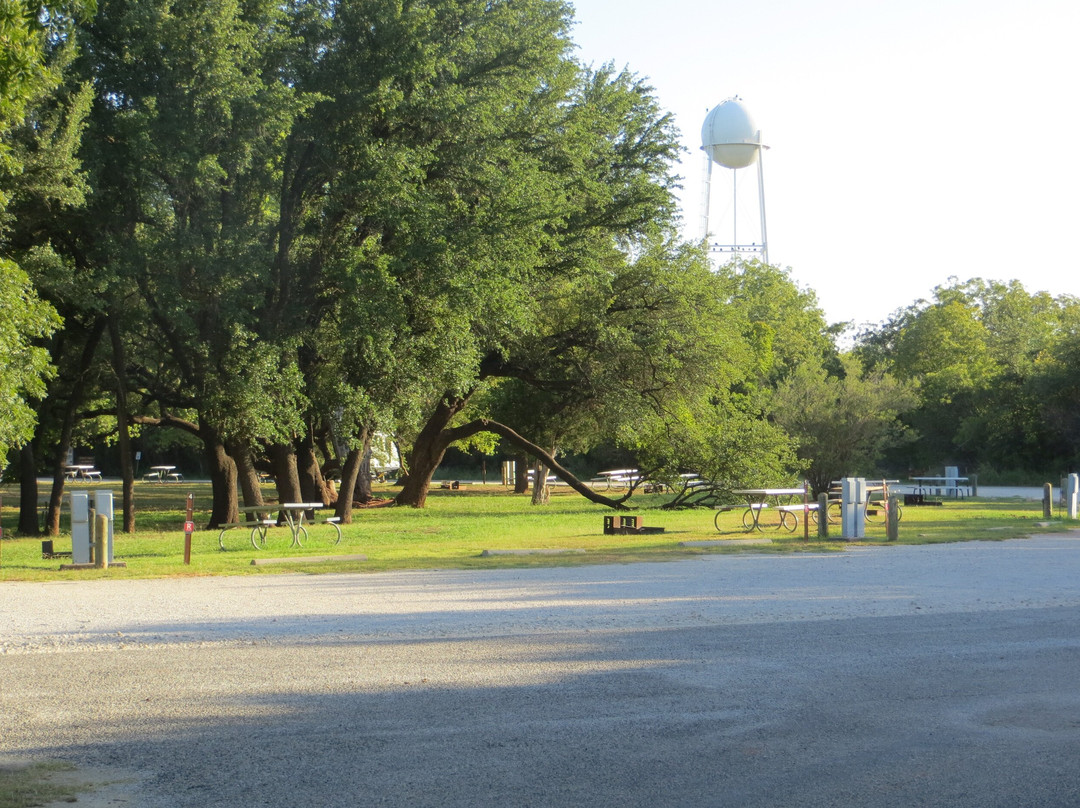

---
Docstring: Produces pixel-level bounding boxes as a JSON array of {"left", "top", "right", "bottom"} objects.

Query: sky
[{"left": 566, "top": 0, "right": 1080, "bottom": 329}]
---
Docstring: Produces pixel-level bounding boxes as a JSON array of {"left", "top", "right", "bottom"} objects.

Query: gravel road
[{"left": 3, "top": 534, "right": 1080, "bottom": 807}]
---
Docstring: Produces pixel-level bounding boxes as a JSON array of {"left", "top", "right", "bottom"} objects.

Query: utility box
[
  {"left": 841, "top": 477, "right": 866, "bottom": 540},
  {"left": 71, "top": 492, "right": 91, "bottom": 564},
  {"left": 70, "top": 490, "right": 115, "bottom": 564}
]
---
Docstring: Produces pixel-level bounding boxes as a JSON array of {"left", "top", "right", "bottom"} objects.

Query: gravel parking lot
[{"left": 3, "top": 534, "right": 1080, "bottom": 806}]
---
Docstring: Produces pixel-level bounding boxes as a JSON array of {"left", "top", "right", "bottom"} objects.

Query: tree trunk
[
  {"left": 204, "top": 430, "right": 238, "bottom": 528},
  {"left": 396, "top": 397, "right": 468, "bottom": 508},
  {"left": 531, "top": 458, "right": 550, "bottom": 505},
  {"left": 232, "top": 443, "right": 264, "bottom": 510},
  {"left": 514, "top": 452, "right": 529, "bottom": 494},
  {"left": 17, "top": 444, "right": 40, "bottom": 535},
  {"left": 356, "top": 440, "right": 373, "bottom": 502},
  {"left": 335, "top": 445, "right": 363, "bottom": 524},
  {"left": 296, "top": 430, "right": 328, "bottom": 505},
  {"left": 269, "top": 442, "right": 302, "bottom": 506},
  {"left": 45, "top": 419, "right": 73, "bottom": 536},
  {"left": 108, "top": 318, "right": 135, "bottom": 532}
]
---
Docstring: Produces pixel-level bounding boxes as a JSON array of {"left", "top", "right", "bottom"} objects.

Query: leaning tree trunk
[
  {"left": 17, "top": 444, "right": 40, "bottom": 535},
  {"left": 396, "top": 397, "right": 468, "bottom": 508},
  {"left": 335, "top": 447, "right": 362, "bottom": 524},
  {"left": 403, "top": 416, "right": 630, "bottom": 510}
]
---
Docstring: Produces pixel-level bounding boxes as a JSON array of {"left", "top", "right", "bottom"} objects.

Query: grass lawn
[{"left": 0, "top": 481, "right": 1075, "bottom": 582}]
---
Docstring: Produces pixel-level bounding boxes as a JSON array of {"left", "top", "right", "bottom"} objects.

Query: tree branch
[{"left": 445, "top": 418, "right": 631, "bottom": 510}]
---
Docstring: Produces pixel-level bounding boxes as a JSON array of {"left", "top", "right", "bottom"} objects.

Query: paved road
[{"left": 3, "top": 535, "right": 1080, "bottom": 807}]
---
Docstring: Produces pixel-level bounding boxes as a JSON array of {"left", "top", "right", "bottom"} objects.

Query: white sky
[{"left": 568, "top": 0, "right": 1080, "bottom": 329}]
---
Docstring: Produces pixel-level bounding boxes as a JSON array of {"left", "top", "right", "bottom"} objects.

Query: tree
[
  {"left": 0, "top": 258, "right": 60, "bottom": 456},
  {"left": 771, "top": 354, "right": 917, "bottom": 495},
  {"left": 855, "top": 277, "right": 1076, "bottom": 476},
  {"left": 390, "top": 61, "right": 686, "bottom": 507},
  {"left": 74, "top": 0, "right": 310, "bottom": 526},
  {"left": 1, "top": 1, "right": 96, "bottom": 519}
]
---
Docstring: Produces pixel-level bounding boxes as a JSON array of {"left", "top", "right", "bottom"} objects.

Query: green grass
[
  {"left": 0, "top": 481, "right": 1075, "bottom": 582},
  {"left": 0, "top": 761, "right": 81, "bottom": 808}
]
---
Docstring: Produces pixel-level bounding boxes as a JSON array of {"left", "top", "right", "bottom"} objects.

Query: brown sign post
[{"left": 183, "top": 493, "right": 195, "bottom": 565}]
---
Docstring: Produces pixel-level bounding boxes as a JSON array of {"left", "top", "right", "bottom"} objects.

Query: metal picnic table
[{"left": 730, "top": 488, "right": 812, "bottom": 532}]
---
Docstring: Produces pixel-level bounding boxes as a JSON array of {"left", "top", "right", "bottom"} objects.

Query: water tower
[{"left": 700, "top": 96, "right": 768, "bottom": 263}]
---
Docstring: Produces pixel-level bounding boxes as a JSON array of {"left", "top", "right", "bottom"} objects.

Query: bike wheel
[
  {"left": 714, "top": 510, "right": 726, "bottom": 533},
  {"left": 779, "top": 510, "right": 798, "bottom": 532}
]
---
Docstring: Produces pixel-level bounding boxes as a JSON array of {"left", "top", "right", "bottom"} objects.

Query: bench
[
  {"left": 218, "top": 518, "right": 276, "bottom": 550},
  {"left": 777, "top": 502, "right": 818, "bottom": 515},
  {"left": 324, "top": 516, "right": 342, "bottom": 544},
  {"left": 777, "top": 501, "right": 818, "bottom": 512}
]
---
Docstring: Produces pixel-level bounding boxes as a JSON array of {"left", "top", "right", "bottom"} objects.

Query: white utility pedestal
[{"left": 841, "top": 477, "right": 866, "bottom": 540}]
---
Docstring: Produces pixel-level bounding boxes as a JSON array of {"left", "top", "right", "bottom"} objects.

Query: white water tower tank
[
  {"left": 699, "top": 95, "right": 768, "bottom": 263},
  {"left": 701, "top": 97, "right": 760, "bottom": 169}
]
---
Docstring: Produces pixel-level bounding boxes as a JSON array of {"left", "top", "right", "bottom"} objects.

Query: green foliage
[
  {"left": 855, "top": 278, "right": 1080, "bottom": 474},
  {"left": 0, "top": 2, "right": 95, "bottom": 464},
  {"left": 0, "top": 257, "right": 61, "bottom": 451},
  {"left": 716, "top": 258, "right": 838, "bottom": 386},
  {"left": 74, "top": 0, "right": 313, "bottom": 445},
  {"left": 772, "top": 354, "right": 918, "bottom": 494}
]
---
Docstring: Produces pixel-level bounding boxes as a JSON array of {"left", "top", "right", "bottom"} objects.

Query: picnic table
[
  {"left": 144, "top": 465, "right": 182, "bottom": 482},
  {"left": 910, "top": 476, "right": 969, "bottom": 499},
  {"left": 592, "top": 469, "right": 641, "bottom": 491},
  {"left": 730, "top": 488, "right": 813, "bottom": 532},
  {"left": 218, "top": 503, "right": 339, "bottom": 550},
  {"left": 65, "top": 465, "right": 101, "bottom": 481}
]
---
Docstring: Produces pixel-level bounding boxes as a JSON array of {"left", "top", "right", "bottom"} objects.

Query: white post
[
  {"left": 756, "top": 131, "right": 768, "bottom": 265},
  {"left": 71, "top": 492, "right": 90, "bottom": 564},
  {"left": 93, "top": 490, "right": 115, "bottom": 563},
  {"left": 700, "top": 155, "right": 713, "bottom": 241},
  {"left": 1068, "top": 474, "right": 1079, "bottom": 520},
  {"left": 945, "top": 466, "right": 959, "bottom": 498}
]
